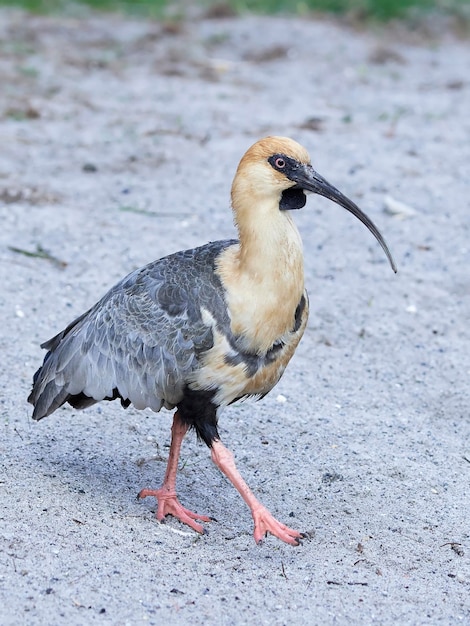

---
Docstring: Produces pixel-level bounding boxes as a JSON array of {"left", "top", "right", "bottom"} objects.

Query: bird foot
[
  {"left": 138, "top": 487, "right": 212, "bottom": 534},
  {"left": 252, "top": 504, "right": 303, "bottom": 546}
]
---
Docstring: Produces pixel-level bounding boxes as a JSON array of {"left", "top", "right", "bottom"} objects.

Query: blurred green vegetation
[
  {"left": 0, "top": 0, "right": 167, "bottom": 16},
  {"left": 0, "top": 0, "right": 468, "bottom": 21},
  {"left": 229, "top": 0, "right": 469, "bottom": 21}
]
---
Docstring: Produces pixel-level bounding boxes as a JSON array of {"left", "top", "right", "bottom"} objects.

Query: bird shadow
[{"left": 27, "top": 416, "right": 221, "bottom": 522}]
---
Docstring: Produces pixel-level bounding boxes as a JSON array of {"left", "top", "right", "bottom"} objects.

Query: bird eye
[{"left": 275, "top": 158, "right": 286, "bottom": 169}]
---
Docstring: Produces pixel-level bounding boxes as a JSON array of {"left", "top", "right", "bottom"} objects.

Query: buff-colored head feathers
[{"left": 231, "top": 136, "right": 310, "bottom": 211}]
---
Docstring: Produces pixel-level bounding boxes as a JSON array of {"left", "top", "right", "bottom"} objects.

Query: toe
[{"left": 252, "top": 506, "right": 303, "bottom": 546}]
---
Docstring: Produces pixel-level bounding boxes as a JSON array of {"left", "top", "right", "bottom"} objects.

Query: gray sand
[{"left": 0, "top": 9, "right": 469, "bottom": 625}]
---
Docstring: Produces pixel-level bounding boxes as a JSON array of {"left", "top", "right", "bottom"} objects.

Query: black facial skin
[
  {"left": 269, "top": 154, "right": 307, "bottom": 210},
  {"left": 268, "top": 154, "right": 304, "bottom": 181},
  {"left": 279, "top": 187, "right": 307, "bottom": 210}
]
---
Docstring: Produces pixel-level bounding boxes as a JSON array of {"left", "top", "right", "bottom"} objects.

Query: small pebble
[
  {"left": 82, "top": 163, "right": 98, "bottom": 173},
  {"left": 384, "top": 195, "right": 417, "bottom": 219}
]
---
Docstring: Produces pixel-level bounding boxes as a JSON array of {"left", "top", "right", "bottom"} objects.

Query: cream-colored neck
[{"left": 217, "top": 189, "right": 305, "bottom": 355}]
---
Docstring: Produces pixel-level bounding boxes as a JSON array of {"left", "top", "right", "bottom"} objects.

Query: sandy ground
[{"left": 0, "top": 7, "right": 469, "bottom": 625}]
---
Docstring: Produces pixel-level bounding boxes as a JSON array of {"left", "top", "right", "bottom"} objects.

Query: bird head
[{"left": 232, "top": 136, "right": 396, "bottom": 273}]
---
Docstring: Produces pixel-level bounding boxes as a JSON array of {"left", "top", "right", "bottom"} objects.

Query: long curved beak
[{"left": 293, "top": 164, "right": 397, "bottom": 273}]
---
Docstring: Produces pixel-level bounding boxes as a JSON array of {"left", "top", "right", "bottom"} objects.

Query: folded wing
[{"left": 29, "top": 241, "right": 235, "bottom": 420}]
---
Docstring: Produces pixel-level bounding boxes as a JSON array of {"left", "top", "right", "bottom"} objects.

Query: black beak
[{"left": 293, "top": 164, "right": 397, "bottom": 273}]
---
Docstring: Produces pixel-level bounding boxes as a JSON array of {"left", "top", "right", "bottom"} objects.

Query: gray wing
[{"left": 29, "top": 240, "right": 236, "bottom": 420}]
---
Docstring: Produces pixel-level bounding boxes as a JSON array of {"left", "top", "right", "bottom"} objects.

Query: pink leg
[
  {"left": 211, "top": 439, "right": 303, "bottom": 546},
  {"left": 138, "top": 411, "right": 212, "bottom": 533}
]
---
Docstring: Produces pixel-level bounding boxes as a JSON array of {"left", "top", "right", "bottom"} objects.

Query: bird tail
[
  {"left": 28, "top": 310, "right": 95, "bottom": 421},
  {"left": 28, "top": 356, "right": 73, "bottom": 420}
]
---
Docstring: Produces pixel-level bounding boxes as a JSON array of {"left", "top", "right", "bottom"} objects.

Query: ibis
[{"left": 29, "top": 136, "right": 396, "bottom": 545}]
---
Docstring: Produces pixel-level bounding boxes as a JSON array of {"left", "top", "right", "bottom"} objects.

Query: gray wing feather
[{"left": 29, "top": 240, "right": 235, "bottom": 420}]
